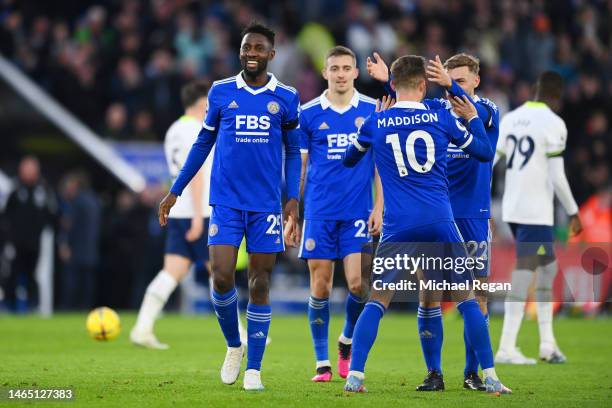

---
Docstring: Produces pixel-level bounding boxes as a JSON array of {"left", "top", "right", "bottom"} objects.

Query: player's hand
[
  {"left": 449, "top": 95, "right": 477, "bottom": 121},
  {"left": 368, "top": 206, "right": 383, "bottom": 236},
  {"left": 283, "top": 198, "right": 301, "bottom": 247},
  {"left": 185, "top": 216, "right": 204, "bottom": 242},
  {"left": 376, "top": 95, "right": 395, "bottom": 112},
  {"left": 568, "top": 214, "right": 583, "bottom": 237},
  {"left": 426, "top": 55, "right": 452, "bottom": 88},
  {"left": 366, "top": 52, "right": 389, "bottom": 83},
  {"left": 158, "top": 193, "right": 177, "bottom": 227}
]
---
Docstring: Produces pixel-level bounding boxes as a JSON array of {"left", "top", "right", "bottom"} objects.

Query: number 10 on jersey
[{"left": 386, "top": 131, "right": 436, "bottom": 177}]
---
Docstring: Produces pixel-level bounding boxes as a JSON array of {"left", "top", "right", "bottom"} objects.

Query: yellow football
[{"left": 86, "top": 307, "right": 121, "bottom": 341}]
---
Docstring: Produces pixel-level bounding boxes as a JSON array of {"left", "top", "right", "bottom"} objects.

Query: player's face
[
  {"left": 323, "top": 55, "right": 358, "bottom": 94},
  {"left": 448, "top": 66, "right": 480, "bottom": 96},
  {"left": 240, "top": 33, "right": 275, "bottom": 77}
]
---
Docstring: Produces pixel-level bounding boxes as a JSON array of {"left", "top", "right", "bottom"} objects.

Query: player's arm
[
  {"left": 282, "top": 92, "right": 302, "bottom": 247},
  {"left": 448, "top": 96, "right": 494, "bottom": 162},
  {"left": 344, "top": 116, "right": 374, "bottom": 167},
  {"left": 546, "top": 124, "right": 582, "bottom": 237},
  {"left": 159, "top": 87, "right": 221, "bottom": 226},
  {"left": 368, "top": 166, "right": 384, "bottom": 236}
]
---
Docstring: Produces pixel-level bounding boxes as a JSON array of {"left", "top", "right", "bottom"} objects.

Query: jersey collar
[
  {"left": 320, "top": 89, "right": 360, "bottom": 114},
  {"left": 392, "top": 101, "right": 427, "bottom": 110},
  {"left": 235, "top": 72, "right": 278, "bottom": 95}
]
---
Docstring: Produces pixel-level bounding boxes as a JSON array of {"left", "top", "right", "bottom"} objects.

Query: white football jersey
[
  {"left": 164, "top": 116, "right": 214, "bottom": 218},
  {"left": 497, "top": 101, "right": 567, "bottom": 226}
]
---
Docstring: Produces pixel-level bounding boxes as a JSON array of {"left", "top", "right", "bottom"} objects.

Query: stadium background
[{"left": 0, "top": 0, "right": 610, "bottom": 314}]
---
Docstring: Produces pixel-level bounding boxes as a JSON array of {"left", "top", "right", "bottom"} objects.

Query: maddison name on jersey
[{"left": 376, "top": 112, "right": 440, "bottom": 128}]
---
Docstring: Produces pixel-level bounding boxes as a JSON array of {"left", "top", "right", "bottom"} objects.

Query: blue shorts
[
  {"left": 208, "top": 205, "right": 284, "bottom": 253},
  {"left": 509, "top": 223, "right": 555, "bottom": 258},
  {"left": 165, "top": 218, "right": 210, "bottom": 264},
  {"left": 455, "top": 218, "right": 491, "bottom": 277},
  {"left": 375, "top": 221, "right": 473, "bottom": 285},
  {"left": 298, "top": 218, "right": 371, "bottom": 260}
]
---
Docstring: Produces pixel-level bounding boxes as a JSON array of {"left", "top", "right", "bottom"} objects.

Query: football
[{"left": 86, "top": 307, "right": 121, "bottom": 341}]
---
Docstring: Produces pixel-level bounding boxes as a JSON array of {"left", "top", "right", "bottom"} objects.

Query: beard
[{"left": 240, "top": 57, "right": 268, "bottom": 78}]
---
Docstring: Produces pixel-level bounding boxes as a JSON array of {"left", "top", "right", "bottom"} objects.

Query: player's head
[
  {"left": 240, "top": 21, "right": 275, "bottom": 78},
  {"left": 18, "top": 155, "right": 40, "bottom": 185},
  {"left": 323, "top": 46, "right": 358, "bottom": 95},
  {"left": 444, "top": 53, "right": 480, "bottom": 96},
  {"left": 181, "top": 80, "right": 209, "bottom": 121},
  {"left": 535, "top": 71, "right": 563, "bottom": 110},
  {"left": 390, "top": 55, "right": 427, "bottom": 100}
]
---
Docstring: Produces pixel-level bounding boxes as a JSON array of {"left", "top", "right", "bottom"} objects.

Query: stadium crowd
[{"left": 0, "top": 0, "right": 610, "bottom": 311}]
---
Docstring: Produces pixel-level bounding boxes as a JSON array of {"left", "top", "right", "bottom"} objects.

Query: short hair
[
  {"left": 180, "top": 80, "right": 209, "bottom": 109},
  {"left": 537, "top": 71, "right": 563, "bottom": 99},
  {"left": 325, "top": 46, "right": 356, "bottom": 65},
  {"left": 241, "top": 21, "right": 275, "bottom": 46},
  {"left": 390, "top": 55, "right": 426, "bottom": 90},
  {"left": 444, "top": 53, "right": 480, "bottom": 75}
]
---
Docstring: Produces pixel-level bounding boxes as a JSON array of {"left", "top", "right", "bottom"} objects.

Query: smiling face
[
  {"left": 447, "top": 65, "right": 480, "bottom": 96},
  {"left": 240, "top": 32, "right": 275, "bottom": 77},
  {"left": 323, "top": 54, "right": 358, "bottom": 95}
]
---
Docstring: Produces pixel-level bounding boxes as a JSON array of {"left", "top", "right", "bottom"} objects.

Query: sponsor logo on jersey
[
  {"left": 354, "top": 116, "right": 365, "bottom": 129},
  {"left": 209, "top": 223, "right": 219, "bottom": 237},
  {"left": 318, "top": 121, "right": 330, "bottom": 130},
  {"left": 228, "top": 100, "right": 239, "bottom": 109},
  {"left": 305, "top": 238, "right": 316, "bottom": 251},
  {"left": 267, "top": 101, "right": 280, "bottom": 114}
]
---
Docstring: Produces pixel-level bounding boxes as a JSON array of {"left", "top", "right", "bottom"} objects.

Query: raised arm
[{"left": 448, "top": 96, "right": 494, "bottom": 162}]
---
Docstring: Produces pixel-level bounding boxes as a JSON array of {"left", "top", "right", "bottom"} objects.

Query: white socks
[
  {"left": 339, "top": 334, "right": 352, "bottom": 345},
  {"left": 536, "top": 261, "right": 558, "bottom": 346},
  {"left": 482, "top": 367, "right": 499, "bottom": 381},
  {"left": 499, "top": 269, "right": 532, "bottom": 351},
  {"left": 348, "top": 370, "right": 364, "bottom": 380},
  {"left": 134, "top": 270, "right": 178, "bottom": 333}
]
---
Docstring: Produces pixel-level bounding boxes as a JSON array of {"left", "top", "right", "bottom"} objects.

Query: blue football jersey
[
  {"left": 423, "top": 95, "right": 499, "bottom": 219},
  {"left": 353, "top": 101, "right": 476, "bottom": 234},
  {"left": 300, "top": 90, "right": 377, "bottom": 220},
  {"left": 203, "top": 73, "right": 300, "bottom": 212}
]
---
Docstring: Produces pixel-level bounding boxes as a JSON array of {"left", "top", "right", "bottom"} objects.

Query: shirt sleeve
[
  {"left": 298, "top": 114, "right": 310, "bottom": 153},
  {"left": 282, "top": 91, "right": 300, "bottom": 130},
  {"left": 496, "top": 116, "right": 508, "bottom": 156},
  {"left": 344, "top": 114, "right": 374, "bottom": 167},
  {"left": 546, "top": 119, "right": 568, "bottom": 157},
  {"left": 203, "top": 85, "right": 221, "bottom": 131},
  {"left": 445, "top": 110, "right": 493, "bottom": 162}
]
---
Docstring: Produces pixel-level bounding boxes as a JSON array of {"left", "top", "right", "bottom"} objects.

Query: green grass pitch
[{"left": 2, "top": 312, "right": 611, "bottom": 407}]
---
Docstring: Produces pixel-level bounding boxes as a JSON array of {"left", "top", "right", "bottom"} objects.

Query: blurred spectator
[
  {"left": 132, "top": 110, "right": 157, "bottom": 141},
  {"left": 1, "top": 156, "right": 56, "bottom": 312},
  {"left": 103, "top": 102, "right": 129, "bottom": 140},
  {"left": 58, "top": 171, "right": 101, "bottom": 310}
]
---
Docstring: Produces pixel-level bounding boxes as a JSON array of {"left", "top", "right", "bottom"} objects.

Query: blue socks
[
  {"left": 308, "top": 296, "right": 330, "bottom": 363},
  {"left": 246, "top": 303, "right": 271, "bottom": 370},
  {"left": 349, "top": 301, "right": 386, "bottom": 373},
  {"left": 458, "top": 299, "right": 494, "bottom": 370},
  {"left": 342, "top": 292, "right": 365, "bottom": 339},
  {"left": 211, "top": 288, "right": 241, "bottom": 348},
  {"left": 417, "top": 306, "right": 443, "bottom": 373},
  {"left": 464, "top": 311, "right": 489, "bottom": 376}
]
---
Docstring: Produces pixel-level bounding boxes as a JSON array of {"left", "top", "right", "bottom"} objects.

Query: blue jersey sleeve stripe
[
  {"left": 277, "top": 83, "right": 298, "bottom": 94},
  {"left": 353, "top": 139, "right": 369, "bottom": 152},
  {"left": 359, "top": 96, "right": 377, "bottom": 105},
  {"left": 301, "top": 98, "right": 321, "bottom": 110},
  {"left": 202, "top": 122, "right": 215, "bottom": 131},
  {"left": 458, "top": 134, "right": 473, "bottom": 149}
]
